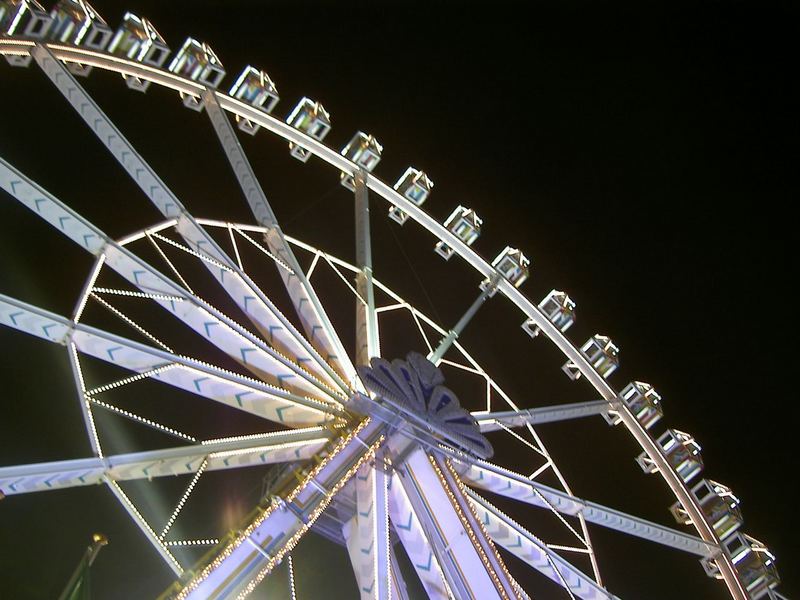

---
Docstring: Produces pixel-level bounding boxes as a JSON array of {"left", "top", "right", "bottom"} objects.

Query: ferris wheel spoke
[
  {"left": 0, "top": 159, "right": 343, "bottom": 405},
  {"left": 455, "top": 457, "right": 718, "bottom": 558},
  {"left": 177, "top": 418, "right": 385, "bottom": 599},
  {"left": 473, "top": 400, "right": 614, "bottom": 432},
  {"left": 387, "top": 471, "right": 451, "bottom": 600},
  {"left": 203, "top": 90, "right": 358, "bottom": 387},
  {"left": 392, "top": 448, "right": 520, "bottom": 599},
  {"left": 388, "top": 547, "right": 412, "bottom": 600},
  {"left": 342, "top": 463, "right": 391, "bottom": 600},
  {"left": 27, "top": 45, "right": 345, "bottom": 397},
  {"left": 0, "top": 428, "right": 330, "bottom": 496},
  {"left": 466, "top": 490, "right": 617, "bottom": 600},
  {"left": 0, "top": 293, "right": 337, "bottom": 426}
]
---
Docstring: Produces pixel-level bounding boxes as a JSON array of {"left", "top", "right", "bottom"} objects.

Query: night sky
[{"left": 0, "top": 1, "right": 796, "bottom": 599}]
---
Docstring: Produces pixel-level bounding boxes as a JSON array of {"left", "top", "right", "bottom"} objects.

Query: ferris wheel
[{"left": 0, "top": 2, "right": 788, "bottom": 600}]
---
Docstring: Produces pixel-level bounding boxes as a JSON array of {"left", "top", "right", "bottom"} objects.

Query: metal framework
[{"left": 0, "top": 8, "right": 785, "bottom": 600}]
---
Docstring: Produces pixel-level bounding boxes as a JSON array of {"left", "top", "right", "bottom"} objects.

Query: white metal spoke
[
  {"left": 88, "top": 395, "right": 197, "bottom": 443},
  {"left": 467, "top": 490, "right": 616, "bottom": 600},
  {"left": 392, "top": 447, "right": 520, "bottom": 600},
  {"left": 203, "top": 90, "right": 358, "bottom": 387},
  {"left": 342, "top": 463, "right": 391, "bottom": 600},
  {"left": 29, "top": 45, "right": 346, "bottom": 396},
  {"left": 0, "top": 293, "right": 337, "bottom": 426},
  {"left": 0, "top": 157, "right": 342, "bottom": 404},
  {"left": 0, "top": 34, "right": 764, "bottom": 600},
  {"left": 456, "top": 457, "right": 718, "bottom": 558},
  {"left": 90, "top": 292, "right": 173, "bottom": 352},
  {"left": 474, "top": 400, "right": 613, "bottom": 432},
  {"left": 0, "top": 428, "right": 330, "bottom": 496},
  {"left": 177, "top": 419, "right": 384, "bottom": 599},
  {"left": 387, "top": 472, "right": 450, "bottom": 600}
]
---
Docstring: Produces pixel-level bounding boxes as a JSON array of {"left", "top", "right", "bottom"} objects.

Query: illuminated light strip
[
  {"left": 92, "top": 287, "right": 187, "bottom": 302},
  {"left": 233, "top": 227, "right": 293, "bottom": 274},
  {"left": 201, "top": 427, "right": 327, "bottom": 446},
  {"left": 176, "top": 362, "right": 337, "bottom": 418},
  {"left": 208, "top": 439, "right": 328, "bottom": 459},
  {"left": 150, "top": 231, "right": 232, "bottom": 272},
  {"left": 431, "top": 456, "right": 519, "bottom": 600},
  {"left": 322, "top": 254, "right": 367, "bottom": 305},
  {"left": 68, "top": 342, "right": 103, "bottom": 458},
  {"left": 496, "top": 422, "right": 549, "bottom": 459},
  {"left": 84, "top": 364, "right": 178, "bottom": 396},
  {"left": 176, "top": 419, "right": 381, "bottom": 598},
  {"left": 88, "top": 396, "right": 196, "bottom": 443},
  {"left": 104, "top": 476, "right": 183, "bottom": 574},
  {"left": 73, "top": 252, "right": 106, "bottom": 322},
  {"left": 165, "top": 539, "right": 219, "bottom": 547},
  {"left": 530, "top": 486, "right": 588, "bottom": 547},
  {"left": 234, "top": 434, "right": 385, "bottom": 599},
  {"left": 160, "top": 458, "right": 208, "bottom": 540},
  {"left": 170, "top": 298, "right": 345, "bottom": 406},
  {"left": 220, "top": 228, "right": 350, "bottom": 399},
  {"left": 90, "top": 292, "right": 173, "bottom": 352},
  {"left": 145, "top": 231, "right": 195, "bottom": 294},
  {"left": 288, "top": 555, "right": 297, "bottom": 600}
]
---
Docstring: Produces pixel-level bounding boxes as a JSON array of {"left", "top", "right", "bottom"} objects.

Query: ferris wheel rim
[{"left": 0, "top": 38, "right": 750, "bottom": 598}]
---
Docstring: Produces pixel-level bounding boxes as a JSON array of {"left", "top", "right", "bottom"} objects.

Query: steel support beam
[
  {"left": 0, "top": 293, "right": 336, "bottom": 426},
  {"left": 175, "top": 419, "right": 385, "bottom": 599},
  {"left": 202, "top": 90, "right": 357, "bottom": 387},
  {"left": 468, "top": 490, "right": 618, "bottom": 600},
  {"left": 387, "top": 472, "right": 450, "bottom": 600},
  {"left": 354, "top": 170, "right": 380, "bottom": 365},
  {"left": 29, "top": 44, "right": 345, "bottom": 397},
  {"left": 455, "top": 457, "right": 719, "bottom": 558},
  {"left": 474, "top": 400, "right": 613, "bottom": 432},
  {"left": 429, "top": 275, "right": 498, "bottom": 365},
  {"left": 396, "top": 448, "right": 520, "bottom": 600},
  {"left": 0, "top": 428, "right": 330, "bottom": 496},
  {"left": 343, "top": 463, "right": 391, "bottom": 600},
  {"left": 0, "top": 156, "right": 340, "bottom": 406}
]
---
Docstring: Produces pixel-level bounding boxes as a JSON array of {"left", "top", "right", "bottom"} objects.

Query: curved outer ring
[{"left": 0, "top": 39, "right": 745, "bottom": 599}]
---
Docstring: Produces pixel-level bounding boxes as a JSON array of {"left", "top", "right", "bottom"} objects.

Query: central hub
[{"left": 356, "top": 352, "right": 493, "bottom": 459}]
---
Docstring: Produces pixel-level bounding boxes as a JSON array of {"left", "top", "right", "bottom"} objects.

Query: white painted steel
[
  {"left": 474, "top": 400, "right": 613, "bottom": 432},
  {"left": 0, "top": 293, "right": 335, "bottom": 426},
  {"left": 456, "top": 457, "right": 719, "bottom": 558},
  {"left": 0, "top": 429, "right": 330, "bottom": 495},
  {"left": 0, "top": 40, "right": 746, "bottom": 598}
]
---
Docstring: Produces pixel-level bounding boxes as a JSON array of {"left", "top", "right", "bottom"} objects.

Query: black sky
[{"left": 0, "top": 1, "right": 796, "bottom": 599}]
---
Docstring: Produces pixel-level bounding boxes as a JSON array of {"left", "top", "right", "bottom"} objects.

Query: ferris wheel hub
[{"left": 356, "top": 352, "right": 493, "bottom": 459}]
